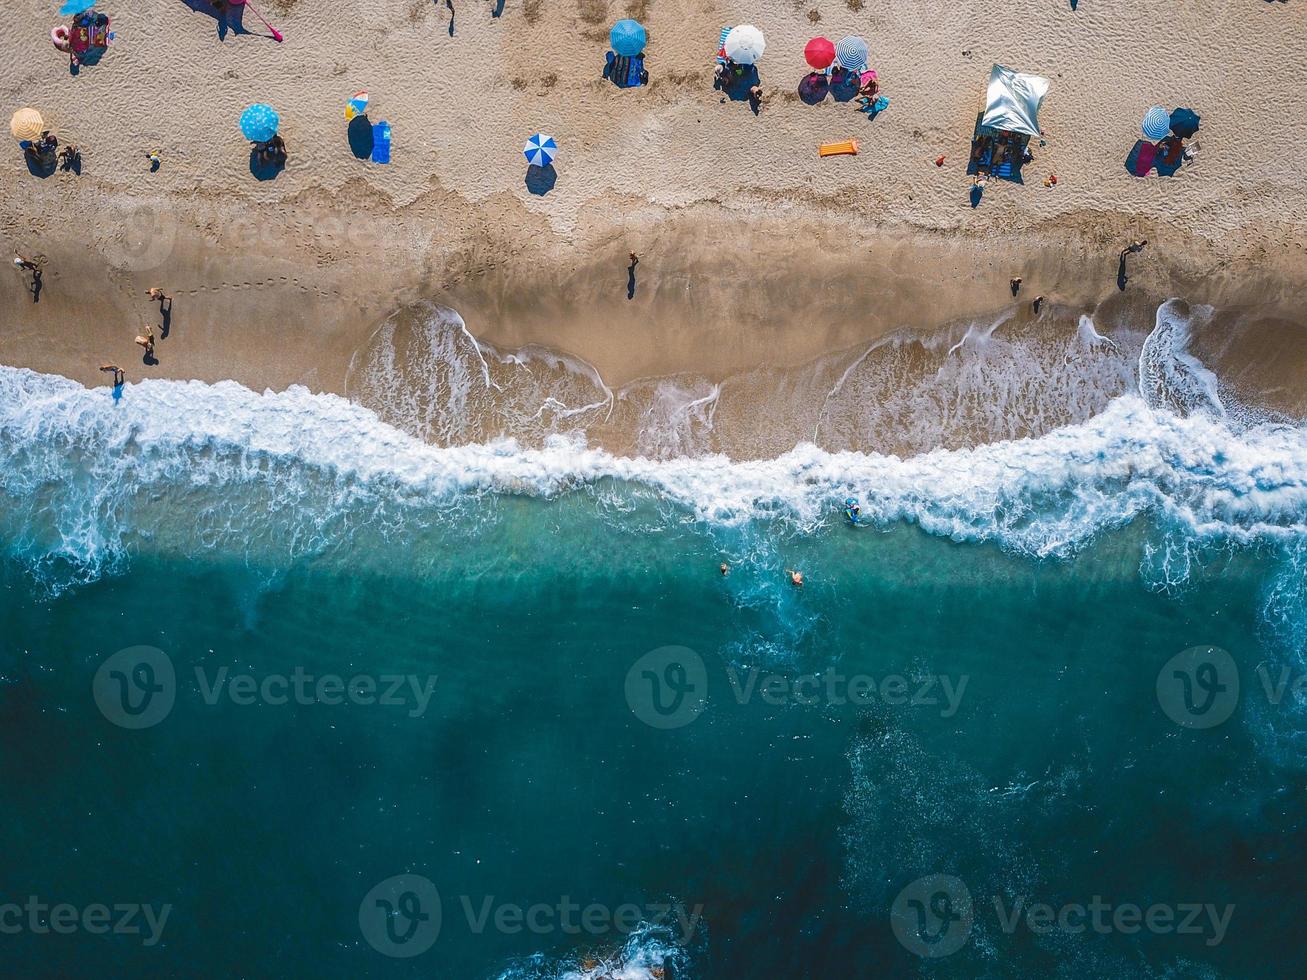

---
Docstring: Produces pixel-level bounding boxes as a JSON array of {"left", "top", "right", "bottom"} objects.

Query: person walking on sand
[
  {"left": 99, "top": 363, "right": 125, "bottom": 387},
  {"left": 1120, "top": 239, "right": 1148, "bottom": 260},
  {"left": 1010, "top": 277, "right": 1022, "bottom": 297},
  {"left": 13, "top": 255, "right": 39, "bottom": 272},
  {"left": 146, "top": 287, "right": 170, "bottom": 305},
  {"left": 1032, "top": 296, "right": 1044, "bottom": 315}
]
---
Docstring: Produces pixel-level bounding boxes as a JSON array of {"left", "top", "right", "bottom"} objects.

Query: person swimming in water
[
  {"left": 844, "top": 497, "right": 861, "bottom": 524},
  {"left": 786, "top": 569, "right": 804, "bottom": 588}
]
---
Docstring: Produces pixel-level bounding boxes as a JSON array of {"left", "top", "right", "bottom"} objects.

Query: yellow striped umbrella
[{"left": 10, "top": 108, "right": 44, "bottom": 141}]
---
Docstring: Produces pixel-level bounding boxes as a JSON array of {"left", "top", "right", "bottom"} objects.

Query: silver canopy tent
[{"left": 980, "top": 64, "right": 1050, "bottom": 138}]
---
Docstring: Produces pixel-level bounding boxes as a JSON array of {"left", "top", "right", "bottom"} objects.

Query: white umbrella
[{"left": 723, "top": 24, "right": 765, "bottom": 65}]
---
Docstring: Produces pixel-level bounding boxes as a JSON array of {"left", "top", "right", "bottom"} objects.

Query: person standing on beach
[
  {"left": 1032, "top": 296, "right": 1044, "bottom": 315},
  {"left": 1010, "top": 277, "right": 1022, "bottom": 296},
  {"left": 135, "top": 325, "right": 156, "bottom": 359}
]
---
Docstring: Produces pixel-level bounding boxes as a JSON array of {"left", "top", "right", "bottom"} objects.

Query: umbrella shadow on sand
[
  {"left": 249, "top": 148, "right": 284, "bottom": 181},
  {"left": 179, "top": 0, "right": 251, "bottom": 40},
  {"left": 24, "top": 152, "right": 57, "bottom": 179},
  {"left": 830, "top": 69, "right": 862, "bottom": 103},
  {"left": 525, "top": 164, "right": 557, "bottom": 196},
  {"left": 720, "top": 64, "right": 760, "bottom": 102},
  {"left": 798, "top": 74, "right": 829, "bottom": 105},
  {"left": 348, "top": 116, "right": 374, "bottom": 159}
]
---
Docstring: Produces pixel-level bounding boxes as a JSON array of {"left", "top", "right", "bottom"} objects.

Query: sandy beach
[{"left": 2, "top": 0, "right": 1305, "bottom": 448}]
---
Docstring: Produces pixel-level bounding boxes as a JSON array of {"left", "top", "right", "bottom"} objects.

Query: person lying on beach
[
  {"left": 787, "top": 569, "right": 804, "bottom": 588},
  {"left": 135, "top": 325, "right": 156, "bottom": 358}
]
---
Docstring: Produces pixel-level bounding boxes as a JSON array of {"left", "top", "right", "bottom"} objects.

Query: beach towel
[
  {"left": 1125, "top": 139, "right": 1155, "bottom": 177},
  {"left": 371, "top": 121, "right": 391, "bottom": 164},
  {"left": 605, "top": 52, "right": 647, "bottom": 88},
  {"left": 715, "top": 27, "right": 730, "bottom": 63}
]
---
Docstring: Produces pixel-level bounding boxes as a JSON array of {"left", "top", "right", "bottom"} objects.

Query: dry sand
[{"left": 1, "top": 0, "right": 1305, "bottom": 436}]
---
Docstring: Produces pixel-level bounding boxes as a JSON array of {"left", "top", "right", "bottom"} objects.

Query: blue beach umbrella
[
  {"left": 1141, "top": 105, "right": 1170, "bottom": 140},
  {"left": 523, "top": 133, "right": 557, "bottom": 167},
  {"left": 59, "top": 0, "right": 96, "bottom": 15},
  {"left": 610, "top": 19, "right": 647, "bottom": 57},
  {"left": 835, "top": 35, "right": 869, "bottom": 72},
  {"left": 239, "top": 104, "right": 280, "bottom": 143}
]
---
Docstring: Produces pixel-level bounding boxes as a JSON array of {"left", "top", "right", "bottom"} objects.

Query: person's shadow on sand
[
  {"left": 492, "top": 0, "right": 505, "bottom": 15},
  {"left": 30, "top": 271, "right": 43, "bottom": 304},
  {"left": 627, "top": 257, "right": 638, "bottom": 300},
  {"left": 157, "top": 298, "right": 173, "bottom": 338},
  {"left": 1117, "top": 254, "right": 1129, "bottom": 291}
]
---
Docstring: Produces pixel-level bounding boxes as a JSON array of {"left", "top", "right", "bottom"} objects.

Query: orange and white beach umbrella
[{"left": 10, "top": 108, "right": 44, "bottom": 141}]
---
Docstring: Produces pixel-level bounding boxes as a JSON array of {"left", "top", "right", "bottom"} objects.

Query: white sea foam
[
  {"left": 1, "top": 363, "right": 1304, "bottom": 562},
  {"left": 0, "top": 299, "right": 1304, "bottom": 626}
]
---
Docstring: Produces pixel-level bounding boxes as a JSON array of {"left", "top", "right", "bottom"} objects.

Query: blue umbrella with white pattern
[
  {"left": 835, "top": 35, "right": 869, "bottom": 72},
  {"left": 523, "top": 133, "right": 557, "bottom": 168},
  {"left": 1141, "top": 105, "right": 1170, "bottom": 140}
]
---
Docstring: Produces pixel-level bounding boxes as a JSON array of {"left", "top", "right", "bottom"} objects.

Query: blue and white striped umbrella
[
  {"left": 523, "top": 133, "right": 557, "bottom": 168},
  {"left": 1141, "top": 105, "right": 1170, "bottom": 140},
  {"left": 835, "top": 35, "right": 869, "bottom": 72}
]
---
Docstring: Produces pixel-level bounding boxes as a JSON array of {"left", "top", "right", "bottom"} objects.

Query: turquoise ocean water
[{"left": 1, "top": 321, "right": 1305, "bottom": 977}]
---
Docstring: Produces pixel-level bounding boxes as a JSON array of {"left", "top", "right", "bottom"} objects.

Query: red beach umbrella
[{"left": 804, "top": 37, "right": 836, "bottom": 71}]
